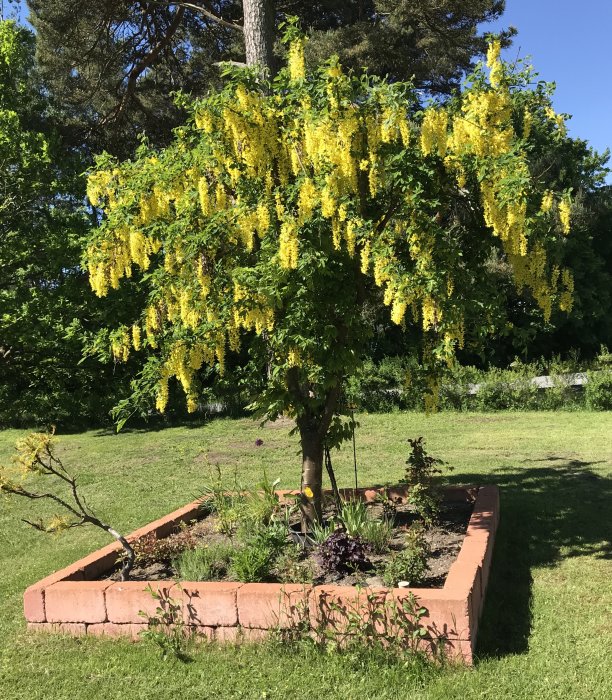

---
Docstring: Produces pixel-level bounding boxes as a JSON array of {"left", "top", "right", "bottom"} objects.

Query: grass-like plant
[
  {"left": 361, "top": 517, "right": 394, "bottom": 554},
  {"left": 337, "top": 499, "right": 370, "bottom": 538},
  {"left": 229, "top": 543, "right": 275, "bottom": 582},
  {"left": 174, "top": 543, "right": 233, "bottom": 582}
]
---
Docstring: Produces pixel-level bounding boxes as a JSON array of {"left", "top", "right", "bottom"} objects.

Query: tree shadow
[{"left": 445, "top": 460, "right": 612, "bottom": 659}]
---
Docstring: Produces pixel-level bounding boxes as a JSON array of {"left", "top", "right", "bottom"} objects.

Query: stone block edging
[{"left": 24, "top": 485, "right": 499, "bottom": 664}]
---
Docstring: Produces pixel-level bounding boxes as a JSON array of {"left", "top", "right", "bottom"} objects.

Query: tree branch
[
  {"left": 99, "top": 5, "right": 186, "bottom": 126},
  {"left": 145, "top": 0, "right": 243, "bottom": 32}
]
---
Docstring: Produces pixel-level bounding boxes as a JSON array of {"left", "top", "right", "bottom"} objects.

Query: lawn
[{"left": 0, "top": 412, "right": 611, "bottom": 699}]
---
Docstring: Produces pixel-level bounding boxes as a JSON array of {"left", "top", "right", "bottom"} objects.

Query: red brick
[
  {"left": 386, "top": 486, "right": 410, "bottom": 502},
  {"left": 237, "top": 583, "right": 311, "bottom": 629},
  {"left": 389, "top": 588, "right": 470, "bottom": 641},
  {"left": 362, "top": 489, "right": 379, "bottom": 503},
  {"left": 74, "top": 544, "right": 122, "bottom": 580},
  {"left": 45, "top": 581, "right": 112, "bottom": 623},
  {"left": 309, "top": 585, "right": 388, "bottom": 635},
  {"left": 106, "top": 581, "right": 178, "bottom": 624},
  {"left": 87, "top": 622, "right": 147, "bottom": 639},
  {"left": 181, "top": 582, "right": 241, "bottom": 627},
  {"left": 467, "top": 566, "right": 483, "bottom": 638},
  {"left": 446, "top": 534, "right": 486, "bottom": 593},
  {"left": 23, "top": 586, "right": 45, "bottom": 623}
]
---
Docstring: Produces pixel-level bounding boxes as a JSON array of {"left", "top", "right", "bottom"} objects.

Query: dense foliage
[{"left": 1, "top": 5, "right": 610, "bottom": 432}]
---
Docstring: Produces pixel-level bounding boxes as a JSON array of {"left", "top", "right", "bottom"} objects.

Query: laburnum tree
[{"left": 84, "top": 31, "right": 575, "bottom": 521}]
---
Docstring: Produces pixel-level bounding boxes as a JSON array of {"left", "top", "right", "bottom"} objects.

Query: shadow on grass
[{"left": 445, "top": 461, "right": 612, "bottom": 659}]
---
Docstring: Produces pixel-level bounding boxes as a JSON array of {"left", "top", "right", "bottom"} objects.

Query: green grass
[{"left": 0, "top": 412, "right": 611, "bottom": 699}]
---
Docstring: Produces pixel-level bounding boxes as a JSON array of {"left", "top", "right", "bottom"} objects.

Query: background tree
[
  {"left": 476, "top": 134, "right": 612, "bottom": 365},
  {"left": 84, "top": 34, "right": 576, "bottom": 519},
  {"left": 25, "top": 1, "right": 509, "bottom": 157},
  {"left": 0, "top": 20, "right": 138, "bottom": 427}
]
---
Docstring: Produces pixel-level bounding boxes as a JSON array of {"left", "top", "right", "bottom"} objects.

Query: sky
[{"left": 484, "top": 1, "right": 612, "bottom": 166}]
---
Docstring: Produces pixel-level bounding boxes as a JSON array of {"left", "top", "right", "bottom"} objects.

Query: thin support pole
[{"left": 351, "top": 409, "right": 358, "bottom": 492}]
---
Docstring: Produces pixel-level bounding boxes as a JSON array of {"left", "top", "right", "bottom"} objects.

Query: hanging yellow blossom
[
  {"left": 84, "top": 36, "right": 575, "bottom": 419},
  {"left": 558, "top": 199, "right": 571, "bottom": 234},
  {"left": 288, "top": 37, "right": 306, "bottom": 81}
]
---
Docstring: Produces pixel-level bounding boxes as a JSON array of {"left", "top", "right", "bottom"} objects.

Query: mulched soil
[{"left": 105, "top": 499, "right": 473, "bottom": 588}]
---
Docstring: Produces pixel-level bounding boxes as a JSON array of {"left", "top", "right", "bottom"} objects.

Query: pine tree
[{"left": 26, "top": 1, "right": 510, "bottom": 157}]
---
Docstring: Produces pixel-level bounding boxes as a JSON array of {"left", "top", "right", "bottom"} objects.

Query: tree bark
[
  {"left": 243, "top": 0, "right": 276, "bottom": 74},
  {"left": 297, "top": 384, "right": 341, "bottom": 527},
  {"left": 300, "top": 428, "right": 324, "bottom": 527}
]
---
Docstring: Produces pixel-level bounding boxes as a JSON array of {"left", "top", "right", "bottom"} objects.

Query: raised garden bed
[{"left": 24, "top": 485, "right": 499, "bottom": 664}]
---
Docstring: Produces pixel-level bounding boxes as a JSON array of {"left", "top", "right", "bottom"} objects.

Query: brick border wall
[{"left": 24, "top": 485, "right": 499, "bottom": 664}]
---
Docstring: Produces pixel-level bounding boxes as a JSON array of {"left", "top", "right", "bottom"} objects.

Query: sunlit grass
[{"left": 1, "top": 412, "right": 610, "bottom": 699}]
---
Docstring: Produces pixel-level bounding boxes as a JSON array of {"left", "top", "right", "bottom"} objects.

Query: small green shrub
[
  {"left": 237, "top": 518, "right": 288, "bottom": 551},
  {"left": 139, "top": 585, "right": 191, "bottom": 661},
  {"left": 585, "top": 370, "right": 612, "bottom": 409},
  {"left": 229, "top": 543, "right": 275, "bottom": 582},
  {"left": 274, "top": 545, "right": 315, "bottom": 584},
  {"left": 361, "top": 518, "right": 394, "bottom": 554},
  {"left": 174, "top": 543, "right": 233, "bottom": 582},
  {"left": 407, "top": 482, "right": 440, "bottom": 528},
  {"left": 380, "top": 524, "right": 429, "bottom": 587},
  {"left": 402, "top": 437, "right": 447, "bottom": 527},
  {"left": 133, "top": 528, "right": 197, "bottom": 568},
  {"left": 403, "top": 437, "right": 443, "bottom": 486}
]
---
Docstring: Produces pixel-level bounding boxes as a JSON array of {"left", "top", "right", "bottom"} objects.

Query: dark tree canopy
[
  {"left": 27, "top": 1, "right": 244, "bottom": 156},
  {"left": 26, "top": 1, "right": 510, "bottom": 157},
  {"left": 0, "top": 20, "right": 140, "bottom": 427}
]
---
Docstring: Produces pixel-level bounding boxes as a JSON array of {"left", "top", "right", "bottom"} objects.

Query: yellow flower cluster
[
  {"left": 487, "top": 39, "right": 503, "bottom": 88},
  {"left": 420, "top": 108, "right": 448, "bottom": 157},
  {"left": 558, "top": 199, "right": 571, "bottom": 235},
  {"left": 450, "top": 91, "right": 512, "bottom": 159},
  {"left": 540, "top": 190, "right": 554, "bottom": 213},
  {"left": 110, "top": 326, "right": 131, "bottom": 362},
  {"left": 288, "top": 37, "right": 306, "bottom": 81}
]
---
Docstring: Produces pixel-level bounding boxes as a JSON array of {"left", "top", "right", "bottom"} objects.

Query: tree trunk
[
  {"left": 243, "top": 0, "right": 276, "bottom": 74},
  {"left": 300, "top": 427, "right": 324, "bottom": 528}
]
